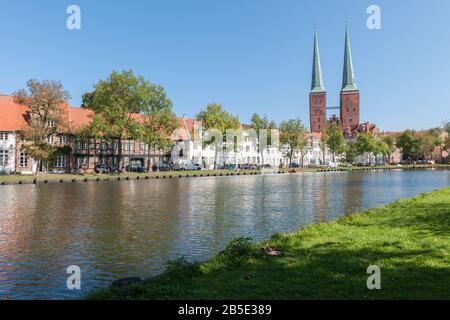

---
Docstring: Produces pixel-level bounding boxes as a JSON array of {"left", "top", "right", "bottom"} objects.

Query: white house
[
  {"left": 171, "top": 119, "right": 333, "bottom": 169},
  {"left": 0, "top": 131, "right": 16, "bottom": 174}
]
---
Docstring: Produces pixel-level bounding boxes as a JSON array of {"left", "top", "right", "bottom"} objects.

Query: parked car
[
  {"left": 95, "top": 164, "right": 112, "bottom": 174},
  {"left": 126, "top": 164, "right": 147, "bottom": 173},
  {"left": 156, "top": 163, "right": 171, "bottom": 172},
  {"left": 178, "top": 163, "right": 202, "bottom": 171},
  {"left": 238, "top": 163, "right": 257, "bottom": 170}
]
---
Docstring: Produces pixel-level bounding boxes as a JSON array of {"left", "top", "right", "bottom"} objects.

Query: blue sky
[{"left": 0, "top": 0, "right": 449, "bottom": 131}]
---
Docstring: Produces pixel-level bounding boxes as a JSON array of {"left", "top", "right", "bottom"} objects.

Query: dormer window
[{"left": 46, "top": 120, "right": 56, "bottom": 128}]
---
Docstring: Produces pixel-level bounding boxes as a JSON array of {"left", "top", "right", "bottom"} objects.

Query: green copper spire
[
  {"left": 341, "top": 27, "right": 358, "bottom": 92},
  {"left": 311, "top": 31, "right": 326, "bottom": 93}
]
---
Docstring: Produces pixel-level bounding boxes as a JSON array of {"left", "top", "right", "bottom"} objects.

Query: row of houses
[{"left": 0, "top": 94, "right": 334, "bottom": 174}]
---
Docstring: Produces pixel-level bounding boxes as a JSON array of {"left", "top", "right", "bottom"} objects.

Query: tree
[
  {"left": 344, "top": 140, "right": 358, "bottom": 164},
  {"left": 14, "top": 80, "right": 71, "bottom": 173},
  {"left": 250, "top": 113, "right": 277, "bottom": 166},
  {"left": 279, "top": 118, "right": 308, "bottom": 166},
  {"left": 443, "top": 121, "right": 450, "bottom": 160},
  {"left": 82, "top": 70, "right": 160, "bottom": 169},
  {"left": 319, "top": 139, "right": 327, "bottom": 165},
  {"left": 196, "top": 103, "right": 240, "bottom": 169},
  {"left": 428, "top": 128, "right": 444, "bottom": 162},
  {"left": 140, "top": 87, "right": 178, "bottom": 169},
  {"left": 381, "top": 135, "right": 396, "bottom": 164},
  {"left": 356, "top": 133, "right": 379, "bottom": 165},
  {"left": 396, "top": 130, "right": 420, "bottom": 163},
  {"left": 322, "top": 123, "right": 346, "bottom": 163},
  {"left": 416, "top": 129, "right": 442, "bottom": 161}
]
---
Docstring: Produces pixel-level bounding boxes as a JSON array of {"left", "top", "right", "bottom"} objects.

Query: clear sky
[{"left": 1, "top": 0, "right": 449, "bottom": 131}]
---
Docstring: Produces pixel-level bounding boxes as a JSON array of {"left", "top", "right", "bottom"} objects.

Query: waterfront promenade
[{"left": 1, "top": 165, "right": 449, "bottom": 186}]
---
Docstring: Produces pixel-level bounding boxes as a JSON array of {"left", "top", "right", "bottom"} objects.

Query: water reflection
[{"left": 0, "top": 170, "right": 449, "bottom": 299}]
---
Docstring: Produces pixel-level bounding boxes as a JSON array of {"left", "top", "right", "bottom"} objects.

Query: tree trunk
[
  {"left": 118, "top": 137, "right": 123, "bottom": 172},
  {"left": 213, "top": 146, "right": 219, "bottom": 170},
  {"left": 289, "top": 148, "right": 293, "bottom": 166}
]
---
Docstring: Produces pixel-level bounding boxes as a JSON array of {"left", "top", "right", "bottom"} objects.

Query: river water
[{"left": 0, "top": 170, "right": 449, "bottom": 299}]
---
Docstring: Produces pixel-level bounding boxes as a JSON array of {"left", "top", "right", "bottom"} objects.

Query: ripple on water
[{"left": 0, "top": 170, "right": 449, "bottom": 299}]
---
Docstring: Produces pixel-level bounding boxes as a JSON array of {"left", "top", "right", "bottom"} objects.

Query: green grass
[{"left": 88, "top": 187, "right": 450, "bottom": 300}]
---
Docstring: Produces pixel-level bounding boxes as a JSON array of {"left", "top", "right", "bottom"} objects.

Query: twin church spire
[
  {"left": 309, "top": 26, "right": 360, "bottom": 133},
  {"left": 341, "top": 27, "right": 358, "bottom": 92},
  {"left": 310, "top": 27, "right": 358, "bottom": 94},
  {"left": 311, "top": 31, "right": 326, "bottom": 93}
]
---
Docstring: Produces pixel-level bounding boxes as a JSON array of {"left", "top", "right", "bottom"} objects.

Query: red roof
[
  {"left": 0, "top": 95, "right": 28, "bottom": 131},
  {"left": 0, "top": 94, "right": 194, "bottom": 134}
]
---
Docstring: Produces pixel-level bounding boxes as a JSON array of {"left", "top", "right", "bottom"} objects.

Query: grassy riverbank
[{"left": 88, "top": 187, "right": 450, "bottom": 300}]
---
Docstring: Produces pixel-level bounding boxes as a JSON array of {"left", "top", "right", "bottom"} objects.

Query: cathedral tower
[
  {"left": 309, "top": 31, "right": 327, "bottom": 133},
  {"left": 340, "top": 27, "right": 360, "bottom": 129}
]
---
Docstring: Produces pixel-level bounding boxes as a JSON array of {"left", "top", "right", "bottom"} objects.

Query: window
[
  {"left": 47, "top": 135, "right": 54, "bottom": 143},
  {"left": 77, "top": 141, "right": 88, "bottom": 150},
  {"left": 0, "top": 150, "right": 8, "bottom": 166},
  {"left": 59, "top": 135, "right": 67, "bottom": 144},
  {"left": 76, "top": 156, "right": 88, "bottom": 167},
  {"left": 46, "top": 120, "right": 55, "bottom": 128},
  {"left": 20, "top": 152, "right": 28, "bottom": 167},
  {"left": 0, "top": 132, "right": 9, "bottom": 140},
  {"left": 124, "top": 141, "right": 135, "bottom": 152},
  {"left": 54, "top": 154, "right": 67, "bottom": 168}
]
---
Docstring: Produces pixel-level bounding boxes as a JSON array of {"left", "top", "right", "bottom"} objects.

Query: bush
[
  {"left": 164, "top": 257, "right": 199, "bottom": 277},
  {"left": 219, "top": 237, "right": 255, "bottom": 264}
]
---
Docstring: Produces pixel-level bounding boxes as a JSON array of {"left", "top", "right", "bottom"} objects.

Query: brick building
[
  {"left": 309, "top": 28, "right": 361, "bottom": 134},
  {"left": 0, "top": 95, "right": 172, "bottom": 174}
]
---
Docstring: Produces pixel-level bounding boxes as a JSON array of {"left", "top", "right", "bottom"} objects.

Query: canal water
[{"left": 0, "top": 170, "right": 449, "bottom": 299}]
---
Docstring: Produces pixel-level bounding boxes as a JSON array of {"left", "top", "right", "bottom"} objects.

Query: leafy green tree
[
  {"left": 322, "top": 123, "right": 346, "bottom": 163},
  {"left": 356, "top": 133, "right": 379, "bottom": 164},
  {"left": 381, "top": 135, "right": 396, "bottom": 163},
  {"left": 14, "top": 80, "right": 71, "bottom": 173},
  {"left": 396, "top": 130, "right": 421, "bottom": 163},
  {"left": 279, "top": 118, "right": 308, "bottom": 166},
  {"left": 427, "top": 128, "right": 444, "bottom": 162},
  {"left": 196, "top": 103, "right": 240, "bottom": 169},
  {"left": 319, "top": 139, "right": 327, "bottom": 164},
  {"left": 416, "top": 129, "right": 442, "bottom": 161},
  {"left": 344, "top": 140, "right": 358, "bottom": 164},
  {"left": 140, "top": 94, "right": 179, "bottom": 168},
  {"left": 443, "top": 121, "right": 450, "bottom": 160},
  {"left": 82, "top": 70, "right": 161, "bottom": 169},
  {"left": 250, "top": 113, "right": 277, "bottom": 166}
]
